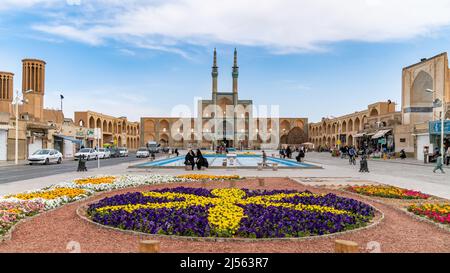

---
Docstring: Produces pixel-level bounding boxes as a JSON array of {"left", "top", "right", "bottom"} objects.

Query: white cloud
[
  {"left": 8, "top": 0, "right": 450, "bottom": 53},
  {"left": 0, "top": 0, "right": 59, "bottom": 10}
]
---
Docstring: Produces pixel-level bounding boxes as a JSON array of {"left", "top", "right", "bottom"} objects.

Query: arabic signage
[{"left": 429, "top": 120, "right": 450, "bottom": 135}]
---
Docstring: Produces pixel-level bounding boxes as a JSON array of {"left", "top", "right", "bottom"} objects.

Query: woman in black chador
[
  {"left": 195, "top": 149, "right": 209, "bottom": 170},
  {"left": 184, "top": 149, "right": 196, "bottom": 170}
]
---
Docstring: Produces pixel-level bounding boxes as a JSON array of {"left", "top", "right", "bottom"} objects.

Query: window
[{"left": 400, "top": 138, "right": 406, "bottom": 143}]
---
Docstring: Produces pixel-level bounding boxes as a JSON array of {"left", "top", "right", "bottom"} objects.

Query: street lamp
[
  {"left": 425, "top": 88, "right": 446, "bottom": 157},
  {"left": 12, "top": 89, "right": 33, "bottom": 165}
]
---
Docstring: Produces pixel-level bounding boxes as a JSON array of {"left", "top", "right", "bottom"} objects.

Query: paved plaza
[{"left": 1, "top": 151, "right": 448, "bottom": 199}]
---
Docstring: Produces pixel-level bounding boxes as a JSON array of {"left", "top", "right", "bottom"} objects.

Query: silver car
[
  {"left": 136, "top": 147, "right": 150, "bottom": 158},
  {"left": 28, "top": 149, "right": 63, "bottom": 165}
]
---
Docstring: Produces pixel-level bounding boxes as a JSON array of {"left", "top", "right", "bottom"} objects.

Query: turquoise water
[{"left": 135, "top": 154, "right": 317, "bottom": 168}]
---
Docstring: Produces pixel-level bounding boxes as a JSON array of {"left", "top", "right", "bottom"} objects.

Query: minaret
[
  {"left": 232, "top": 48, "right": 239, "bottom": 148},
  {"left": 212, "top": 48, "right": 218, "bottom": 97},
  {"left": 232, "top": 48, "right": 239, "bottom": 96}
]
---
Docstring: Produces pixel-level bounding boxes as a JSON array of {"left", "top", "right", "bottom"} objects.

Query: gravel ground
[{"left": 0, "top": 178, "right": 449, "bottom": 253}]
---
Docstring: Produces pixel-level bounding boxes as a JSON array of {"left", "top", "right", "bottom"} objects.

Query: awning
[
  {"left": 54, "top": 135, "right": 83, "bottom": 144},
  {"left": 371, "top": 129, "right": 392, "bottom": 139},
  {"left": 354, "top": 132, "right": 366, "bottom": 138},
  {"left": 0, "top": 124, "right": 13, "bottom": 130}
]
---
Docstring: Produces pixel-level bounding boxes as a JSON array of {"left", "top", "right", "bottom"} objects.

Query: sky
[{"left": 1, "top": 0, "right": 450, "bottom": 123}]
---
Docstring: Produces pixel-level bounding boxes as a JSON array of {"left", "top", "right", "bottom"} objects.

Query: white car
[
  {"left": 74, "top": 148, "right": 98, "bottom": 160},
  {"left": 118, "top": 147, "right": 129, "bottom": 157},
  {"left": 28, "top": 149, "right": 63, "bottom": 165},
  {"left": 136, "top": 147, "right": 150, "bottom": 158},
  {"left": 97, "top": 148, "right": 111, "bottom": 159}
]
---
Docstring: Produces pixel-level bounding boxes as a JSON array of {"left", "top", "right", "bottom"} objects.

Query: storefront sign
[
  {"left": 76, "top": 130, "right": 85, "bottom": 137},
  {"left": 86, "top": 129, "right": 95, "bottom": 139},
  {"left": 429, "top": 120, "right": 450, "bottom": 135}
]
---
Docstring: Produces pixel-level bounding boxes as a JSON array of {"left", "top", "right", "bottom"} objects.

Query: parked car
[
  {"left": 74, "top": 148, "right": 98, "bottom": 161},
  {"left": 28, "top": 149, "right": 63, "bottom": 165},
  {"left": 147, "top": 141, "right": 160, "bottom": 153},
  {"left": 109, "top": 147, "right": 121, "bottom": 158},
  {"left": 97, "top": 148, "right": 111, "bottom": 159},
  {"left": 136, "top": 147, "right": 150, "bottom": 158},
  {"left": 118, "top": 147, "right": 129, "bottom": 157}
]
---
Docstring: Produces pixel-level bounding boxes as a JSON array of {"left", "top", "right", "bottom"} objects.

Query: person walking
[
  {"left": 423, "top": 146, "right": 429, "bottom": 164},
  {"left": 445, "top": 147, "right": 450, "bottom": 166},
  {"left": 433, "top": 153, "right": 445, "bottom": 173},
  {"left": 175, "top": 148, "right": 179, "bottom": 157},
  {"left": 297, "top": 148, "right": 305, "bottom": 162},
  {"left": 262, "top": 150, "right": 267, "bottom": 167}
]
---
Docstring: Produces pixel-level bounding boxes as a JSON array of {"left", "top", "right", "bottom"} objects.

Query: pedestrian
[
  {"left": 297, "top": 148, "right": 305, "bottom": 162},
  {"left": 184, "top": 149, "right": 196, "bottom": 170},
  {"left": 400, "top": 149, "right": 406, "bottom": 160},
  {"left": 175, "top": 148, "right": 179, "bottom": 157},
  {"left": 423, "top": 146, "right": 429, "bottom": 164},
  {"left": 262, "top": 150, "right": 267, "bottom": 167},
  {"left": 433, "top": 153, "right": 445, "bottom": 173},
  {"left": 445, "top": 147, "right": 450, "bottom": 166},
  {"left": 359, "top": 154, "right": 369, "bottom": 172},
  {"left": 348, "top": 146, "right": 356, "bottom": 165},
  {"left": 196, "top": 149, "right": 208, "bottom": 170},
  {"left": 77, "top": 154, "right": 87, "bottom": 172}
]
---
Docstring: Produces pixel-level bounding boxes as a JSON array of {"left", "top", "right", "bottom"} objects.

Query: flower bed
[
  {"left": 176, "top": 174, "right": 241, "bottom": 181},
  {"left": 3, "top": 188, "right": 93, "bottom": 210},
  {"left": 0, "top": 201, "right": 45, "bottom": 236},
  {"left": 87, "top": 187, "right": 375, "bottom": 238},
  {"left": 55, "top": 174, "right": 185, "bottom": 192},
  {"left": 408, "top": 203, "right": 450, "bottom": 225},
  {"left": 346, "top": 185, "right": 430, "bottom": 199},
  {"left": 74, "top": 176, "right": 116, "bottom": 185}
]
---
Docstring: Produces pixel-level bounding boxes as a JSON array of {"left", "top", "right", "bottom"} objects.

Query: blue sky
[{"left": 1, "top": 0, "right": 450, "bottom": 122}]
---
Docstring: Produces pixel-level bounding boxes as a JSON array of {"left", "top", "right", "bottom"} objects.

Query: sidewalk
[
  {"left": 368, "top": 157, "right": 450, "bottom": 168},
  {"left": 0, "top": 160, "right": 29, "bottom": 167}
]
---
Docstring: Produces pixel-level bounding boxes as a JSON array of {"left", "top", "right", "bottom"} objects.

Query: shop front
[
  {"left": 53, "top": 135, "right": 83, "bottom": 158},
  {"left": 371, "top": 129, "right": 394, "bottom": 152},
  {"left": 428, "top": 120, "right": 450, "bottom": 154}
]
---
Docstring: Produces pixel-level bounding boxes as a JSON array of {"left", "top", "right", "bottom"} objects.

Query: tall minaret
[
  {"left": 232, "top": 48, "right": 239, "bottom": 148},
  {"left": 211, "top": 48, "right": 218, "bottom": 98},
  {"left": 232, "top": 48, "right": 239, "bottom": 96}
]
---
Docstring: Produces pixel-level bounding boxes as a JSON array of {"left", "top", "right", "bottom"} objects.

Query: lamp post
[
  {"left": 425, "top": 89, "right": 446, "bottom": 157},
  {"left": 12, "top": 89, "right": 33, "bottom": 165}
]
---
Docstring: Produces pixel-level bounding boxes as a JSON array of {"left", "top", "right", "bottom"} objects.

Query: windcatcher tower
[
  {"left": 0, "top": 72, "right": 14, "bottom": 114},
  {"left": 22, "top": 59, "right": 46, "bottom": 121}
]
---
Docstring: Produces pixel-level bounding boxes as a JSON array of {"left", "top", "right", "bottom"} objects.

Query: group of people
[
  {"left": 215, "top": 146, "right": 229, "bottom": 154},
  {"left": 279, "top": 146, "right": 307, "bottom": 162},
  {"left": 184, "top": 149, "right": 209, "bottom": 170}
]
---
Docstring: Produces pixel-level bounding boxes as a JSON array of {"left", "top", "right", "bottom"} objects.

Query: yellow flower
[
  {"left": 74, "top": 176, "right": 116, "bottom": 185},
  {"left": 176, "top": 174, "right": 240, "bottom": 181},
  {"left": 8, "top": 188, "right": 87, "bottom": 200}
]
